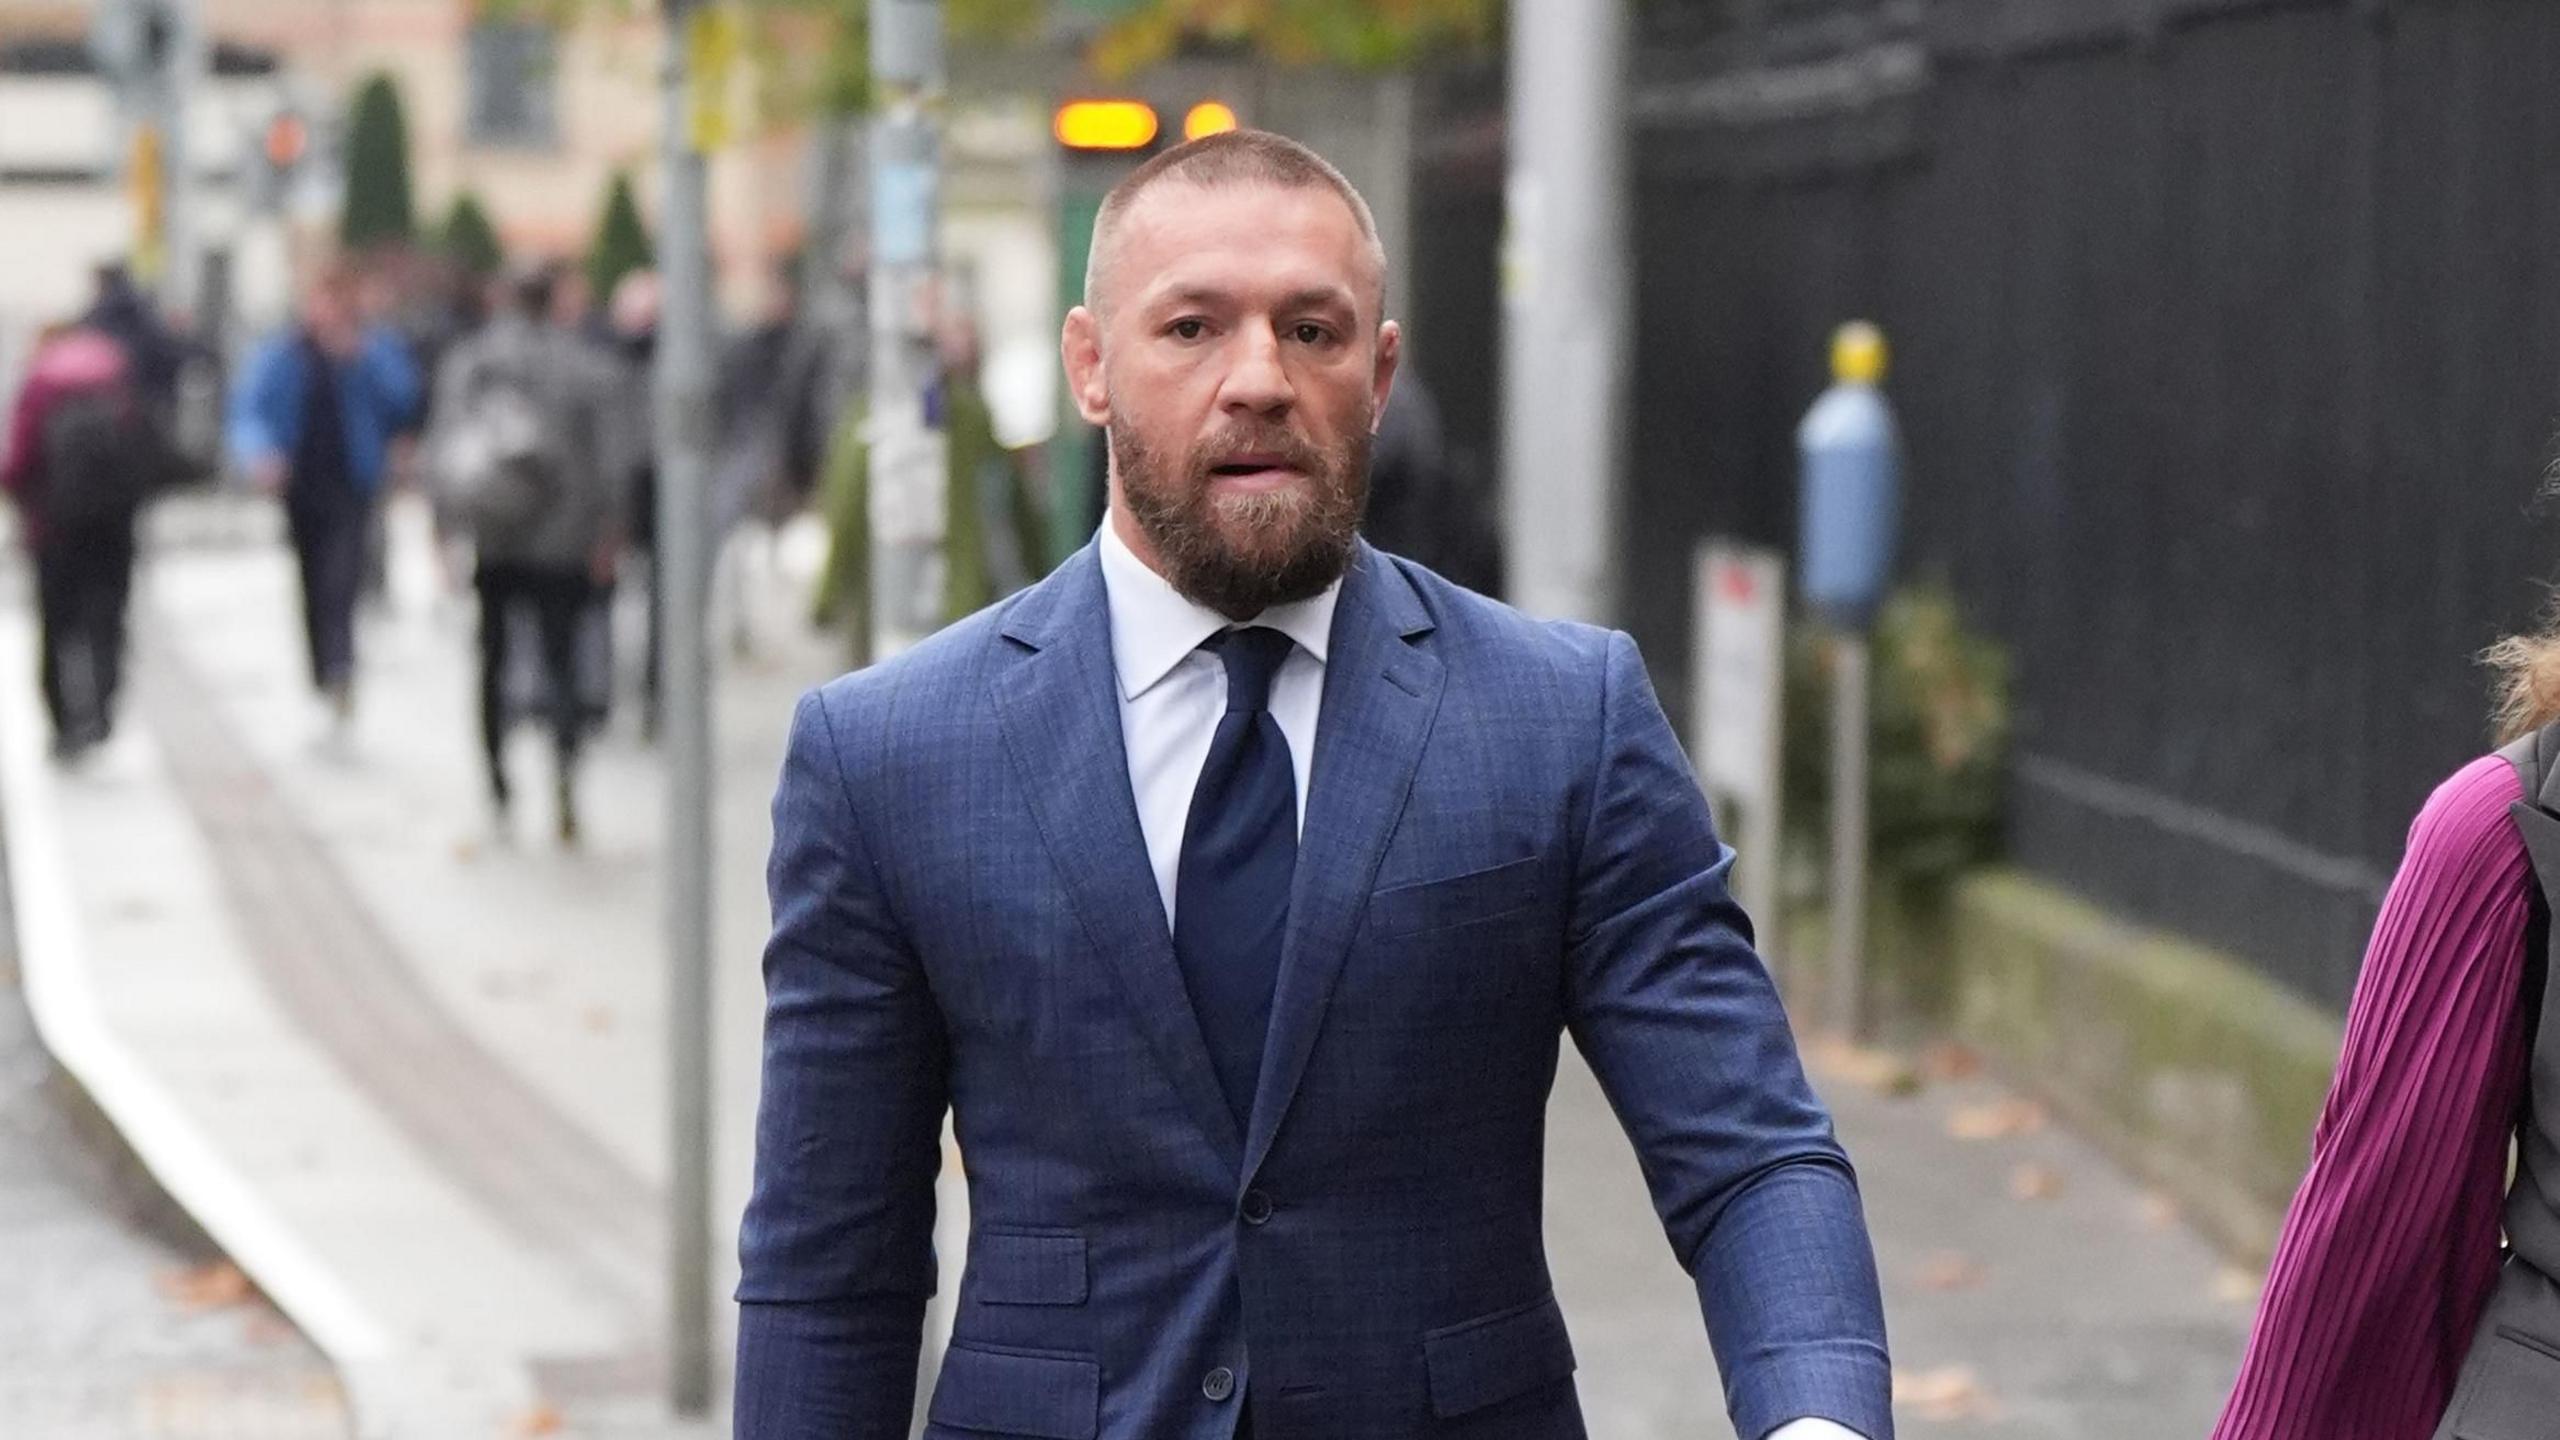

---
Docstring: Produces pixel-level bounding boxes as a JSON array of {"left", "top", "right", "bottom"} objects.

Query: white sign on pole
[{"left": 1692, "top": 540, "right": 1788, "bottom": 961}]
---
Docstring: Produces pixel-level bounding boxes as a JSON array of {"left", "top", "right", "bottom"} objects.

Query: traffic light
[
  {"left": 1053, "top": 100, "right": 1158, "bottom": 152},
  {"left": 1182, "top": 102, "right": 1238, "bottom": 141},
  {"left": 251, "top": 107, "right": 309, "bottom": 210}
]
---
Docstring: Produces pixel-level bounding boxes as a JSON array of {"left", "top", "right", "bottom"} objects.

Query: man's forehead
[{"left": 1106, "top": 179, "right": 1383, "bottom": 309}]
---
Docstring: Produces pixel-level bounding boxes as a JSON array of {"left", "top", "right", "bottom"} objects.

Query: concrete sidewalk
[{"left": 10, "top": 493, "right": 2256, "bottom": 1438}]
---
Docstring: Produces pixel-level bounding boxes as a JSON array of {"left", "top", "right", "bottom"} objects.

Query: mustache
[{"left": 1189, "top": 422, "right": 1328, "bottom": 476}]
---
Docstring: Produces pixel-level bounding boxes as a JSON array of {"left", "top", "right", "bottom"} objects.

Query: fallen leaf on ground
[
  {"left": 1894, "top": 1365, "right": 2000, "bottom": 1421},
  {"left": 2009, "top": 1162, "right": 2066, "bottom": 1201},
  {"left": 1946, "top": 1098, "right": 2047, "bottom": 1140},
  {"left": 1920, "top": 1043, "right": 1984, "bottom": 1081},
  {"left": 1915, "top": 1252, "right": 1987, "bottom": 1291},
  {"left": 510, "top": 1403, "right": 565, "bottom": 1436},
  {"left": 1804, "top": 1038, "right": 1919, "bottom": 1095},
  {"left": 155, "top": 1261, "right": 254, "bottom": 1311},
  {"left": 2136, "top": 1193, "right": 2181, "bottom": 1230},
  {"left": 2214, "top": 1266, "right": 2265, "bottom": 1306}
]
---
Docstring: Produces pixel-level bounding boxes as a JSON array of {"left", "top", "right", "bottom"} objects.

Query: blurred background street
[{"left": 2, "top": 0, "right": 2556, "bottom": 1436}]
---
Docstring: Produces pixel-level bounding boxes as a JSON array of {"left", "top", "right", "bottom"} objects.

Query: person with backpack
[
  {"left": 226, "top": 263, "right": 423, "bottom": 740},
  {"left": 2212, "top": 618, "right": 2560, "bottom": 1437},
  {"left": 429, "top": 261, "right": 631, "bottom": 846},
  {"left": 2, "top": 323, "right": 160, "bottom": 760}
]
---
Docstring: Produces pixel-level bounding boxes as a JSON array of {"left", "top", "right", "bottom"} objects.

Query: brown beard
[{"left": 1111, "top": 410, "right": 1372, "bottom": 619}]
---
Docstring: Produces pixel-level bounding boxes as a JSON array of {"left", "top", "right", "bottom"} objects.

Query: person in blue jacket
[{"left": 226, "top": 263, "right": 421, "bottom": 735}]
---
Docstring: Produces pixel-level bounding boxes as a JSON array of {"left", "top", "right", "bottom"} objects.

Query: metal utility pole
[
  {"left": 1826, "top": 635, "right": 1871, "bottom": 1035},
  {"left": 154, "top": 0, "right": 202, "bottom": 316},
  {"left": 867, "top": 0, "right": 948, "bottom": 661},
  {"left": 656, "top": 0, "right": 718, "bottom": 1416},
  {"left": 92, "top": 0, "right": 201, "bottom": 312},
  {"left": 1500, "top": 0, "right": 1630, "bottom": 624}
]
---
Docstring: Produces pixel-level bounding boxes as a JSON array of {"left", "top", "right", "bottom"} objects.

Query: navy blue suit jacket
[{"left": 736, "top": 540, "right": 1891, "bottom": 1440}]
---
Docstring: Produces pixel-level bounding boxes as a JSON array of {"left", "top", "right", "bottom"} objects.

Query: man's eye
[
  {"left": 1170, "top": 319, "right": 1206, "bottom": 340},
  {"left": 1293, "top": 324, "right": 1331, "bottom": 344}
]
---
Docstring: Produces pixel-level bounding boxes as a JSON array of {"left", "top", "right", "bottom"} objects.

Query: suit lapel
[
  {"left": 1245, "top": 543, "right": 1444, "bottom": 1180},
  {"left": 991, "top": 547, "right": 1244, "bottom": 1169}
]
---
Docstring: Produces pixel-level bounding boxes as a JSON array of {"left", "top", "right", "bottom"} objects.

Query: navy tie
[{"left": 1174, "top": 626, "right": 1299, "bottom": 1133}]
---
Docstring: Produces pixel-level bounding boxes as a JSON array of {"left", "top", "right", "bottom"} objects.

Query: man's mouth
[{"left": 1207, "top": 453, "right": 1303, "bottom": 487}]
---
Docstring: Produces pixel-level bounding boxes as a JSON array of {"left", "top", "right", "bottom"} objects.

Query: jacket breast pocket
[
  {"left": 1366, "top": 856, "right": 1544, "bottom": 940},
  {"left": 1343, "top": 857, "right": 1551, "bottom": 1030}
]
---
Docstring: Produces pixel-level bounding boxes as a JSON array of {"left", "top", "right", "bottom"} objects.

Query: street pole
[
  {"left": 156, "top": 0, "right": 202, "bottom": 316},
  {"left": 1500, "top": 0, "right": 1629, "bottom": 623},
  {"left": 1827, "top": 631, "right": 1870, "bottom": 1037},
  {"left": 868, "top": 0, "right": 948, "bottom": 662},
  {"left": 657, "top": 0, "right": 718, "bottom": 1416}
]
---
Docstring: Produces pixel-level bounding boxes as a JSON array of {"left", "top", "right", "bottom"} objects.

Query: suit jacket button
[
  {"left": 1203, "top": 1366, "right": 1237, "bottom": 1402},
  {"left": 1240, "top": 1190, "right": 1274, "bottom": 1226}
]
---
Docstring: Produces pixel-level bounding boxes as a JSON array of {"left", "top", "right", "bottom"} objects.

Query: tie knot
[{"left": 1207, "top": 626, "right": 1293, "bottom": 715}]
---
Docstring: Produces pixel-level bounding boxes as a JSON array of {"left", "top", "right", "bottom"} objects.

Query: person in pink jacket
[
  {"left": 2213, "top": 616, "right": 2560, "bottom": 1437},
  {"left": 1, "top": 322, "right": 158, "bottom": 760}
]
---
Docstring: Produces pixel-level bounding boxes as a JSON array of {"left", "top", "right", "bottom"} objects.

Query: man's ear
[
  {"left": 1370, "top": 319, "right": 1403, "bottom": 433},
  {"left": 1062, "top": 307, "right": 1111, "bottom": 426}
]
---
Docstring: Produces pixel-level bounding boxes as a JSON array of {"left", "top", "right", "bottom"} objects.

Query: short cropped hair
[{"left": 1082, "top": 129, "right": 1386, "bottom": 317}]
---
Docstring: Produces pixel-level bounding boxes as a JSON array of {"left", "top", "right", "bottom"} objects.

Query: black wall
[{"left": 1408, "top": 0, "right": 2560, "bottom": 1007}]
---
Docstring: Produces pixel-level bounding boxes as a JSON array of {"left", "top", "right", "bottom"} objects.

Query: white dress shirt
[
  {"left": 1096, "top": 523, "right": 1867, "bottom": 1440},
  {"left": 1098, "top": 520, "right": 1336, "bottom": 931}
]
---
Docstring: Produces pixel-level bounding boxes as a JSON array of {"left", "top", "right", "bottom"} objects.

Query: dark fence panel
[{"left": 1408, "top": 0, "right": 2560, "bottom": 1008}]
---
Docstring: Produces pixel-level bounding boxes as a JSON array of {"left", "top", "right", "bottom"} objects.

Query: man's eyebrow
[{"left": 1143, "top": 283, "right": 1358, "bottom": 315}]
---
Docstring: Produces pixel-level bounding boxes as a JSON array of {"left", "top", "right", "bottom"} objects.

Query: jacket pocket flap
[
  {"left": 926, "top": 1343, "right": 1100, "bottom": 1439},
  {"left": 968, "top": 1231, "right": 1088, "bottom": 1306},
  {"left": 1422, "top": 1290, "right": 1577, "bottom": 1419},
  {"left": 2452, "top": 1328, "right": 2560, "bottom": 1439},
  {"left": 1368, "top": 856, "right": 1543, "bottom": 939}
]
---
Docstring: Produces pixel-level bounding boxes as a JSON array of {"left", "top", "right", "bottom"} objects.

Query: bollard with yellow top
[
  {"left": 1797, "top": 320, "right": 1904, "bottom": 1040},
  {"left": 1797, "top": 320, "right": 1902, "bottom": 630}
]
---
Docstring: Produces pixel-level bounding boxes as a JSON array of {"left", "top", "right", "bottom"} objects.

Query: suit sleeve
[
  {"left": 1563, "top": 631, "right": 1892, "bottom": 1440},
  {"left": 735, "top": 690, "right": 949, "bottom": 1439}
]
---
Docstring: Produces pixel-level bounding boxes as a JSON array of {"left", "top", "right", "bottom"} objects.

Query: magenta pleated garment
[{"left": 2211, "top": 754, "right": 2535, "bottom": 1439}]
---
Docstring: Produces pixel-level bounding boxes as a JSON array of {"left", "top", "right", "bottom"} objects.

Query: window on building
[{"left": 465, "top": 20, "right": 558, "bottom": 149}]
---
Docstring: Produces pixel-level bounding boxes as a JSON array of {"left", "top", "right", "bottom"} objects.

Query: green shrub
[
  {"left": 438, "top": 192, "right": 504, "bottom": 279},
  {"left": 1784, "top": 585, "right": 2011, "bottom": 898},
  {"left": 340, "top": 73, "right": 416, "bottom": 252},
  {"left": 586, "top": 171, "right": 654, "bottom": 303}
]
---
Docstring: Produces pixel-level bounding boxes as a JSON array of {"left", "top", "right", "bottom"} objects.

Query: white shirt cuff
[{"left": 1767, "top": 1421, "right": 1867, "bottom": 1440}]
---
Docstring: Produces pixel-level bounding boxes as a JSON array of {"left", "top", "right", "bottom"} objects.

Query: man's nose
[{"left": 1218, "top": 325, "right": 1295, "bottom": 417}]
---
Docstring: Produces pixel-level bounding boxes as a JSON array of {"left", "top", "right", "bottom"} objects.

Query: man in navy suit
[{"left": 737, "top": 130, "right": 1891, "bottom": 1440}]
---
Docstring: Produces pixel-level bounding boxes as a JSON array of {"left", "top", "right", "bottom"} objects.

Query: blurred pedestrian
[
  {"left": 82, "top": 261, "right": 190, "bottom": 426},
  {"left": 428, "top": 261, "right": 630, "bottom": 845},
  {"left": 714, "top": 261, "right": 830, "bottom": 532},
  {"left": 226, "top": 262, "right": 422, "bottom": 741},
  {"left": 605, "top": 268, "right": 664, "bottom": 736},
  {"left": 736, "top": 129, "right": 1889, "bottom": 1440},
  {"left": 809, "top": 290, "right": 1047, "bottom": 648},
  {"left": 1356, "top": 365, "right": 1501, "bottom": 593},
  {"left": 2213, "top": 614, "right": 2560, "bottom": 1437},
  {"left": 1, "top": 323, "right": 163, "bottom": 760}
]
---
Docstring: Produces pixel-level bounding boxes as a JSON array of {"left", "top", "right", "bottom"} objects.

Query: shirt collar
[{"left": 1097, "top": 517, "right": 1339, "bottom": 703}]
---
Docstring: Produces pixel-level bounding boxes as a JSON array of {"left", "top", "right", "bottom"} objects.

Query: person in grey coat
[{"left": 429, "top": 261, "right": 632, "bottom": 845}]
